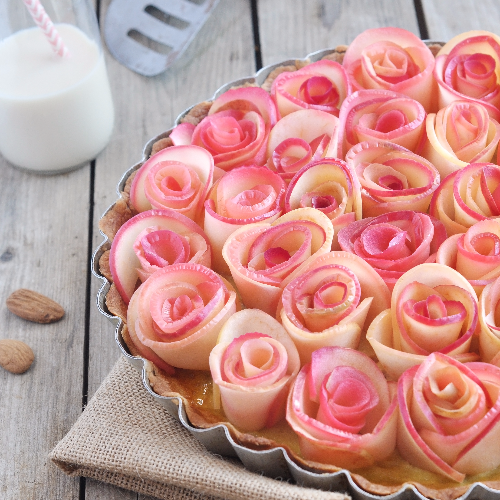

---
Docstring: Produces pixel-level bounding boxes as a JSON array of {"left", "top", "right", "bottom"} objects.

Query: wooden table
[{"left": 1, "top": 0, "right": 500, "bottom": 498}]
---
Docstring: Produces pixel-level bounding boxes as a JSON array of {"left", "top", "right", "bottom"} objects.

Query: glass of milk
[{"left": 0, "top": 0, "right": 114, "bottom": 174}]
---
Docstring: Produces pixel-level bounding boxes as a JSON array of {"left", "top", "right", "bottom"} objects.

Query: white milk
[{"left": 0, "top": 24, "right": 114, "bottom": 172}]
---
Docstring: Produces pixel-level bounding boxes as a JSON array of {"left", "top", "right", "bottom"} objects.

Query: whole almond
[
  {"left": 6, "top": 289, "right": 64, "bottom": 324},
  {"left": 0, "top": 339, "right": 34, "bottom": 374}
]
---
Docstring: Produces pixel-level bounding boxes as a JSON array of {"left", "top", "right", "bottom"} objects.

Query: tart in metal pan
[{"left": 92, "top": 44, "right": 500, "bottom": 500}]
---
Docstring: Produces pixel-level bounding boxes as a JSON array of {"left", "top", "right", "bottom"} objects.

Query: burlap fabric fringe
[{"left": 50, "top": 357, "right": 351, "bottom": 500}]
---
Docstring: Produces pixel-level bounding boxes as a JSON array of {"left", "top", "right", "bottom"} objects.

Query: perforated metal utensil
[{"left": 103, "top": 0, "right": 220, "bottom": 77}]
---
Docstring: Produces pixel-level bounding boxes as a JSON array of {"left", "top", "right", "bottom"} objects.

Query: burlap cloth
[{"left": 50, "top": 356, "right": 351, "bottom": 500}]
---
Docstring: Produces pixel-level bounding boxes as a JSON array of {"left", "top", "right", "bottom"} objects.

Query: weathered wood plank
[
  {"left": 422, "top": 0, "right": 500, "bottom": 41},
  {"left": 258, "top": 0, "right": 421, "bottom": 66},
  {"left": 86, "top": 479, "right": 138, "bottom": 499},
  {"left": 0, "top": 164, "right": 89, "bottom": 499},
  {"left": 86, "top": 0, "right": 256, "bottom": 498}
]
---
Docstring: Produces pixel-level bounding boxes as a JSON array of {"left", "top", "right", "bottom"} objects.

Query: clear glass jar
[{"left": 0, "top": 0, "right": 114, "bottom": 173}]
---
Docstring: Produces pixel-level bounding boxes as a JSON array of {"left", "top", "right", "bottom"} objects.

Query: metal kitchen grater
[{"left": 103, "top": 0, "right": 220, "bottom": 77}]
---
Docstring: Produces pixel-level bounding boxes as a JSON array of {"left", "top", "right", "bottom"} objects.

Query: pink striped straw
[{"left": 21, "top": 0, "right": 70, "bottom": 57}]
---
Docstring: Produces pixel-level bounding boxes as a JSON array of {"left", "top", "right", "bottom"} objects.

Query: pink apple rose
[
  {"left": 169, "top": 86, "right": 278, "bottom": 149},
  {"left": 271, "top": 60, "right": 351, "bottom": 118},
  {"left": 430, "top": 162, "right": 500, "bottom": 236},
  {"left": 266, "top": 109, "right": 339, "bottom": 182},
  {"left": 345, "top": 141, "right": 440, "bottom": 217},
  {"left": 129, "top": 145, "right": 214, "bottom": 224},
  {"left": 208, "top": 86, "right": 278, "bottom": 127},
  {"left": 333, "top": 89, "right": 426, "bottom": 159},
  {"left": 222, "top": 208, "right": 334, "bottom": 316},
  {"left": 286, "top": 346, "right": 398, "bottom": 469},
  {"left": 204, "top": 165, "right": 286, "bottom": 273},
  {"left": 109, "top": 209, "right": 212, "bottom": 304},
  {"left": 436, "top": 219, "right": 500, "bottom": 295},
  {"left": 169, "top": 122, "right": 196, "bottom": 146},
  {"left": 337, "top": 211, "right": 447, "bottom": 290},
  {"left": 209, "top": 309, "right": 300, "bottom": 431},
  {"left": 190, "top": 110, "right": 268, "bottom": 172},
  {"left": 421, "top": 100, "right": 500, "bottom": 178},
  {"left": 278, "top": 251, "right": 391, "bottom": 365},
  {"left": 434, "top": 31, "right": 500, "bottom": 121},
  {"left": 479, "top": 276, "right": 500, "bottom": 365},
  {"left": 183, "top": 86, "right": 278, "bottom": 172},
  {"left": 342, "top": 27, "right": 436, "bottom": 112},
  {"left": 398, "top": 353, "right": 500, "bottom": 481},
  {"left": 284, "top": 158, "right": 362, "bottom": 249},
  {"left": 367, "top": 263, "right": 479, "bottom": 380},
  {"left": 127, "top": 263, "right": 237, "bottom": 371}
]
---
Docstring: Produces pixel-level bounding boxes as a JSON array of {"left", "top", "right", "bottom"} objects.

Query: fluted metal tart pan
[{"left": 92, "top": 45, "right": 500, "bottom": 500}]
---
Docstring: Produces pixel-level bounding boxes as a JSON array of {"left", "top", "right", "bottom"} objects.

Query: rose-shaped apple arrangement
[
  {"left": 398, "top": 352, "right": 500, "bottom": 481},
  {"left": 271, "top": 60, "right": 351, "bottom": 117},
  {"left": 222, "top": 208, "right": 334, "bottom": 315},
  {"left": 434, "top": 30, "right": 500, "bottom": 121},
  {"left": 421, "top": 100, "right": 500, "bottom": 178},
  {"left": 345, "top": 140, "right": 440, "bottom": 217},
  {"left": 436, "top": 218, "right": 500, "bottom": 295},
  {"left": 278, "top": 251, "right": 391, "bottom": 365},
  {"left": 367, "top": 263, "right": 479, "bottom": 380},
  {"left": 333, "top": 89, "right": 426, "bottom": 159},
  {"left": 209, "top": 309, "right": 300, "bottom": 431},
  {"left": 181, "top": 87, "right": 277, "bottom": 172},
  {"left": 266, "top": 109, "right": 339, "bottom": 182},
  {"left": 127, "top": 263, "right": 237, "bottom": 371},
  {"left": 337, "top": 210, "right": 447, "bottom": 290},
  {"left": 430, "top": 162, "right": 500, "bottom": 235},
  {"left": 479, "top": 276, "right": 500, "bottom": 365},
  {"left": 342, "top": 27, "right": 436, "bottom": 112},
  {"left": 109, "top": 209, "right": 212, "bottom": 303},
  {"left": 101, "top": 28, "right": 500, "bottom": 491},
  {"left": 286, "top": 346, "right": 398, "bottom": 469},
  {"left": 129, "top": 145, "right": 214, "bottom": 224},
  {"left": 284, "top": 157, "right": 362, "bottom": 249},
  {"left": 203, "top": 165, "right": 285, "bottom": 273}
]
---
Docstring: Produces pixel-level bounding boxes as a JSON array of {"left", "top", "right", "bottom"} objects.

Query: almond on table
[
  {"left": 6, "top": 289, "right": 64, "bottom": 324},
  {"left": 0, "top": 339, "right": 34, "bottom": 374}
]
